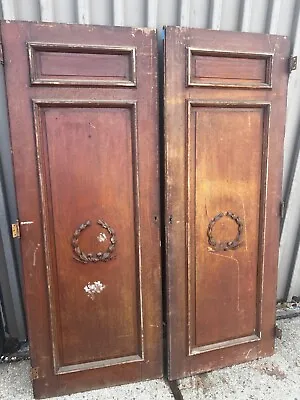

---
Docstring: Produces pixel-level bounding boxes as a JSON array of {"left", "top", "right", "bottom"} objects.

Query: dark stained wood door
[
  {"left": 1, "top": 21, "right": 162, "bottom": 398},
  {"left": 164, "top": 27, "right": 290, "bottom": 380}
]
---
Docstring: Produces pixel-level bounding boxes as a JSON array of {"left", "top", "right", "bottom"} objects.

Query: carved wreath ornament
[
  {"left": 72, "top": 220, "right": 116, "bottom": 263},
  {"left": 207, "top": 211, "right": 243, "bottom": 251}
]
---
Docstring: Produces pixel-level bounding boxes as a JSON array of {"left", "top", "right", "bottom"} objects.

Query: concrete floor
[{"left": 1, "top": 317, "right": 300, "bottom": 399}]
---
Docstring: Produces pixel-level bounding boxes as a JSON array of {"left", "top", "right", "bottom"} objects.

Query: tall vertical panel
[
  {"left": 2, "top": 21, "right": 162, "bottom": 398},
  {"left": 165, "top": 27, "right": 289, "bottom": 380}
]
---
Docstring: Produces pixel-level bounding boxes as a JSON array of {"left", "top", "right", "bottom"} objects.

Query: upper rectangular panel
[
  {"left": 187, "top": 48, "right": 273, "bottom": 89},
  {"left": 28, "top": 42, "right": 137, "bottom": 87}
]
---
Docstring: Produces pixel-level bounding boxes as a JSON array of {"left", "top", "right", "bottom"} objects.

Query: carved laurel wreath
[
  {"left": 207, "top": 211, "right": 243, "bottom": 251},
  {"left": 72, "top": 220, "right": 116, "bottom": 264}
]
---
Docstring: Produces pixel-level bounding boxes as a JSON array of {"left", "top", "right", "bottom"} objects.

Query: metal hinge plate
[
  {"left": 275, "top": 325, "right": 282, "bottom": 339},
  {"left": 11, "top": 220, "right": 20, "bottom": 238},
  {"left": 289, "top": 56, "right": 297, "bottom": 73},
  {"left": 31, "top": 367, "right": 39, "bottom": 380},
  {"left": 0, "top": 43, "right": 3, "bottom": 65}
]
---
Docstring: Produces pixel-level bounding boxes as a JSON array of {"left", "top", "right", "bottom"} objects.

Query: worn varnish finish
[
  {"left": 1, "top": 21, "right": 162, "bottom": 398},
  {"left": 164, "top": 27, "right": 289, "bottom": 379}
]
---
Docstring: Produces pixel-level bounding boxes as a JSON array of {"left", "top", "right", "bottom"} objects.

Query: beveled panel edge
[
  {"left": 257, "top": 101, "right": 272, "bottom": 345},
  {"left": 186, "top": 100, "right": 271, "bottom": 356},
  {"left": 32, "top": 99, "right": 145, "bottom": 375},
  {"left": 186, "top": 99, "right": 272, "bottom": 108},
  {"left": 186, "top": 47, "right": 274, "bottom": 89},
  {"left": 32, "top": 98, "right": 137, "bottom": 106},
  {"left": 190, "top": 334, "right": 261, "bottom": 356},
  {"left": 28, "top": 42, "right": 137, "bottom": 87},
  {"left": 57, "top": 355, "right": 143, "bottom": 375}
]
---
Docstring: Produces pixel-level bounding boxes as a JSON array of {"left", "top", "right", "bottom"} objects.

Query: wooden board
[
  {"left": 1, "top": 21, "right": 162, "bottom": 398},
  {"left": 164, "top": 27, "right": 290, "bottom": 380}
]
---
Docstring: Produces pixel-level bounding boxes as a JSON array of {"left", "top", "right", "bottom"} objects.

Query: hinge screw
[{"left": 289, "top": 56, "right": 297, "bottom": 73}]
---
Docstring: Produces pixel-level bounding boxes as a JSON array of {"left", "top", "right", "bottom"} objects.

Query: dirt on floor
[{"left": 0, "top": 317, "right": 300, "bottom": 399}]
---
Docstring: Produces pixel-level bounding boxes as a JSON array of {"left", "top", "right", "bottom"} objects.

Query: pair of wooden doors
[{"left": 1, "top": 21, "right": 289, "bottom": 398}]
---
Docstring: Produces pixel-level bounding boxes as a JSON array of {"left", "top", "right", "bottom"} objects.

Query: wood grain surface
[
  {"left": 164, "top": 27, "right": 290, "bottom": 380},
  {"left": 2, "top": 21, "right": 162, "bottom": 398}
]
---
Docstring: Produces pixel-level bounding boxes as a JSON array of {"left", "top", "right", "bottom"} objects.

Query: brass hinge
[
  {"left": 0, "top": 43, "right": 3, "bottom": 65},
  {"left": 275, "top": 325, "right": 282, "bottom": 339},
  {"left": 289, "top": 56, "right": 297, "bottom": 73},
  {"left": 31, "top": 367, "right": 39, "bottom": 380},
  {"left": 11, "top": 220, "right": 20, "bottom": 238},
  {"left": 279, "top": 200, "right": 285, "bottom": 220}
]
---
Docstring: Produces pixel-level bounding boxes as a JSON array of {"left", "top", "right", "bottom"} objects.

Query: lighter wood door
[{"left": 164, "top": 27, "right": 290, "bottom": 380}]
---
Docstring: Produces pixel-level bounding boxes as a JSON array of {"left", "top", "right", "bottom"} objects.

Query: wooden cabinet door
[
  {"left": 164, "top": 27, "right": 290, "bottom": 380},
  {"left": 1, "top": 21, "right": 162, "bottom": 398}
]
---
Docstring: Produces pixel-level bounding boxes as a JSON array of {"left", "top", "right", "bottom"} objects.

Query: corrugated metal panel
[
  {"left": 0, "top": 8, "right": 26, "bottom": 340},
  {"left": 0, "top": 1, "right": 299, "bottom": 340}
]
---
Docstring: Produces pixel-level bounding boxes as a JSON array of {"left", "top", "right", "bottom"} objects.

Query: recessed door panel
[
  {"left": 34, "top": 102, "right": 142, "bottom": 370},
  {"left": 2, "top": 21, "right": 162, "bottom": 398},
  {"left": 188, "top": 103, "right": 266, "bottom": 353}
]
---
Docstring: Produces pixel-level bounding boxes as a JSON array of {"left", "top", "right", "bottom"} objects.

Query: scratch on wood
[
  {"left": 248, "top": 113, "right": 251, "bottom": 130},
  {"left": 20, "top": 221, "right": 34, "bottom": 225},
  {"left": 205, "top": 201, "right": 209, "bottom": 218},
  {"left": 32, "top": 244, "right": 41, "bottom": 267},
  {"left": 245, "top": 348, "right": 253, "bottom": 359},
  {"left": 132, "top": 27, "right": 153, "bottom": 35},
  {"left": 168, "top": 96, "right": 183, "bottom": 105}
]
